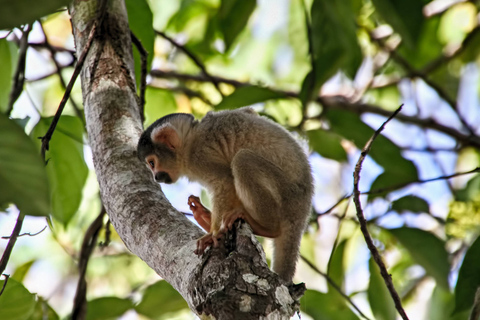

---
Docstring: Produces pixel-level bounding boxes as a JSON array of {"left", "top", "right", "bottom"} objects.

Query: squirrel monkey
[{"left": 137, "top": 108, "right": 313, "bottom": 281}]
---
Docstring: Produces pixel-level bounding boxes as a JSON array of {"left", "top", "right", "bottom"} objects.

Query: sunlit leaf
[
  {"left": 12, "top": 260, "right": 35, "bottom": 282},
  {"left": 218, "top": 0, "right": 256, "bottom": 51},
  {"left": 28, "top": 297, "right": 59, "bottom": 320},
  {"left": 0, "top": 38, "right": 17, "bottom": 112},
  {"left": 391, "top": 195, "right": 430, "bottom": 214},
  {"left": 307, "top": 129, "right": 347, "bottom": 161},
  {"left": 371, "top": 0, "right": 424, "bottom": 49},
  {"left": 454, "top": 234, "right": 480, "bottom": 314},
  {"left": 0, "top": 114, "right": 50, "bottom": 216},
  {"left": 216, "top": 86, "right": 286, "bottom": 110},
  {"left": 135, "top": 280, "right": 188, "bottom": 318},
  {"left": 85, "top": 297, "right": 133, "bottom": 320},
  {"left": 0, "top": 278, "right": 36, "bottom": 320},
  {"left": 31, "top": 116, "right": 87, "bottom": 225},
  {"left": 429, "top": 286, "right": 470, "bottom": 320},
  {"left": 327, "top": 240, "right": 347, "bottom": 289},
  {"left": 389, "top": 227, "right": 450, "bottom": 290},
  {"left": 0, "top": 0, "right": 70, "bottom": 30},
  {"left": 368, "top": 258, "right": 396, "bottom": 320},
  {"left": 144, "top": 87, "right": 178, "bottom": 127},
  {"left": 125, "top": 0, "right": 154, "bottom": 90},
  {"left": 300, "top": 289, "right": 359, "bottom": 320}
]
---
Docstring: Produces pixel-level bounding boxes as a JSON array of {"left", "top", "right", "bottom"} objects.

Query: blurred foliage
[{"left": 1, "top": 0, "right": 480, "bottom": 319}]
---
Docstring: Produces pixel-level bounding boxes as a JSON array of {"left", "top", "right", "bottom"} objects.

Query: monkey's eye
[{"left": 148, "top": 160, "right": 154, "bottom": 168}]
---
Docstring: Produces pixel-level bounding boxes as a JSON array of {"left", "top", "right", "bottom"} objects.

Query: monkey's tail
[{"left": 272, "top": 223, "right": 304, "bottom": 282}]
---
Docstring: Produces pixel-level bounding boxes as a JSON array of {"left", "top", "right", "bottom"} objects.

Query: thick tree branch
[{"left": 71, "top": 1, "right": 301, "bottom": 318}]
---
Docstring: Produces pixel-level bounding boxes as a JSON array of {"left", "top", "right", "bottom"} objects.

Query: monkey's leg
[
  {"left": 230, "top": 150, "right": 284, "bottom": 238},
  {"left": 188, "top": 195, "right": 211, "bottom": 231}
]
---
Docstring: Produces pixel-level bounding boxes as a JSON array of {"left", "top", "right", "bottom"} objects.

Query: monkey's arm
[{"left": 188, "top": 195, "right": 211, "bottom": 231}]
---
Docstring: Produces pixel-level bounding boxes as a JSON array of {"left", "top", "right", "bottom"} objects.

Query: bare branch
[
  {"left": 130, "top": 31, "right": 147, "bottom": 123},
  {"left": 352, "top": 105, "right": 409, "bottom": 320},
  {"left": 0, "top": 212, "right": 25, "bottom": 275}
]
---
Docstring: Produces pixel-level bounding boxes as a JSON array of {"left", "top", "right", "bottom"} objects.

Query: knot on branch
[{"left": 188, "top": 220, "right": 304, "bottom": 319}]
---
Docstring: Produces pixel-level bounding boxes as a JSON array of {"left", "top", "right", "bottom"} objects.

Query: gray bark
[{"left": 70, "top": 0, "right": 304, "bottom": 318}]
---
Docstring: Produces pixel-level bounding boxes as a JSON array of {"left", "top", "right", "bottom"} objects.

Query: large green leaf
[
  {"left": 304, "top": 0, "right": 361, "bottom": 100},
  {"left": 0, "top": 114, "right": 50, "bottom": 216},
  {"left": 391, "top": 195, "right": 430, "bottom": 214},
  {"left": 218, "top": 0, "right": 256, "bottom": 51},
  {"left": 0, "top": 0, "right": 71, "bottom": 30},
  {"left": 389, "top": 227, "right": 450, "bottom": 290},
  {"left": 28, "top": 297, "right": 59, "bottom": 320},
  {"left": 325, "top": 109, "right": 418, "bottom": 192},
  {"left": 454, "top": 234, "right": 480, "bottom": 314},
  {"left": 12, "top": 260, "right": 35, "bottom": 282},
  {"left": 31, "top": 116, "right": 87, "bottom": 225},
  {"left": 0, "top": 38, "right": 17, "bottom": 112},
  {"left": 307, "top": 129, "right": 347, "bottom": 161},
  {"left": 429, "top": 286, "right": 470, "bottom": 320},
  {"left": 368, "top": 258, "right": 396, "bottom": 320},
  {"left": 216, "top": 86, "right": 286, "bottom": 110},
  {"left": 135, "top": 280, "right": 188, "bottom": 318},
  {"left": 300, "top": 289, "right": 359, "bottom": 320},
  {"left": 0, "top": 279, "right": 36, "bottom": 320},
  {"left": 371, "top": 0, "right": 425, "bottom": 49},
  {"left": 85, "top": 297, "right": 133, "bottom": 320},
  {"left": 125, "top": 0, "right": 154, "bottom": 91}
]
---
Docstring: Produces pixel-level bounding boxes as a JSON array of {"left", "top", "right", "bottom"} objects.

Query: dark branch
[
  {"left": 130, "top": 31, "right": 147, "bottom": 123},
  {"left": 352, "top": 105, "right": 409, "bottom": 320},
  {"left": 0, "top": 212, "right": 25, "bottom": 275}
]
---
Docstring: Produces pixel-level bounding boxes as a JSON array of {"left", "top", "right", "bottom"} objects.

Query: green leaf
[
  {"left": 125, "top": 0, "right": 154, "bottom": 91},
  {"left": 307, "top": 129, "right": 347, "bottom": 161},
  {"left": 0, "top": 114, "right": 50, "bottom": 216},
  {"left": 28, "top": 297, "right": 59, "bottom": 320},
  {"left": 135, "top": 281, "right": 188, "bottom": 318},
  {"left": 31, "top": 116, "right": 87, "bottom": 225},
  {"left": 12, "top": 260, "right": 35, "bottom": 282},
  {"left": 218, "top": 0, "right": 256, "bottom": 51},
  {"left": 327, "top": 240, "right": 347, "bottom": 289},
  {"left": 429, "top": 286, "right": 470, "bottom": 320},
  {"left": 144, "top": 87, "right": 177, "bottom": 127},
  {"left": 454, "top": 234, "right": 480, "bottom": 314},
  {"left": 0, "top": 0, "right": 71, "bottom": 30},
  {"left": 0, "top": 38, "right": 17, "bottom": 112},
  {"left": 0, "top": 278, "right": 36, "bottom": 320},
  {"left": 216, "top": 86, "right": 286, "bottom": 110},
  {"left": 325, "top": 109, "right": 418, "bottom": 191},
  {"left": 85, "top": 297, "right": 133, "bottom": 320},
  {"left": 308, "top": 0, "right": 362, "bottom": 91},
  {"left": 371, "top": 0, "right": 424, "bottom": 49},
  {"left": 368, "top": 258, "right": 396, "bottom": 320},
  {"left": 300, "top": 289, "right": 359, "bottom": 320},
  {"left": 389, "top": 227, "right": 450, "bottom": 290},
  {"left": 391, "top": 195, "right": 430, "bottom": 214}
]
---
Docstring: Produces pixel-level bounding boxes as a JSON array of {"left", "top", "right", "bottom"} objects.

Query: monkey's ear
[{"left": 151, "top": 124, "right": 180, "bottom": 150}]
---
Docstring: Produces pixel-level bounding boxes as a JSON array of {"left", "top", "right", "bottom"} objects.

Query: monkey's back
[{"left": 189, "top": 108, "right": 313, "bottom": 195}]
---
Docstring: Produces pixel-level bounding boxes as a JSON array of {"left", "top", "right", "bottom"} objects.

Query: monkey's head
[{"left": 137, "top": 113, "right": 194, "bottom": 184}]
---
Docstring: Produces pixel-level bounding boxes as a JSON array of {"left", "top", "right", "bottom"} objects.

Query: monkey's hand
[
  {"left": 188, "top": 195, "right": 211, "bottom": 232},
  {"left": 221, "top": 208, "right": 246, "bottom": 232}
]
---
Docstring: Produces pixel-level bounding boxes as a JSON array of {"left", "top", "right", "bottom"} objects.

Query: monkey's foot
[
  {"left": 188, "top": 195, "right": 211, "bottom": 231},
  {"left": 221, "top": 209, "right": 246, "bottom": 231},
  {"left": 195, "top": 232, "right": 224, "bottom": 255}
]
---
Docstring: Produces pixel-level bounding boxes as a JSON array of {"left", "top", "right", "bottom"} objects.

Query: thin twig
[
  {"left": 40, "top": 1, "right": 107, "bottom": 161},
  {"left": 72, "top": 209, "right": 105, "bottom": 320},
  {"left": 130, "top": 31, "right": 147, "bottom": 123},
  {"left": 352, "top": 105, "right": 409, "bottom": 320},
  {"left": 318, "top": 194, "right": 352, "bottom": 216},
  {"left": 155, "top": 30, "right": 224, "bottom": 98},
  {"left": 301, "top": 256, "right": 371, "bottom": 320},
  {"left": 0, "top": 275, "right": 9, "bottom": 296},
  {"left": 0, "top": 212, "right": 25, "bottom": 275},
  {"left": 7, "top": 24, "right": 32, "bottom": 115},
  {"left": 364, "top": 166, "right": 480, "bottom": 195},
  {"left": 39, "top": 22, "right": 85, "bottom": 126},
  {"left": 1, "top": 225, "right": 47, "bottom": 239}
]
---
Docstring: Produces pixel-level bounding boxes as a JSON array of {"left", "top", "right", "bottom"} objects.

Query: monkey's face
[{"left": 145, "top": 154, "right": 180, "bottom": 184}]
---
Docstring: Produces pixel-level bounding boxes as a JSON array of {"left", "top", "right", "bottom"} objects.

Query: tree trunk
[{"left": 70, "top": 0, "right": 304, "bottom": 318}]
